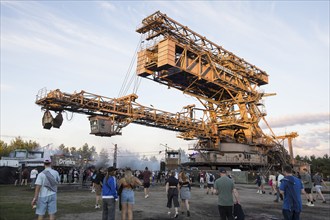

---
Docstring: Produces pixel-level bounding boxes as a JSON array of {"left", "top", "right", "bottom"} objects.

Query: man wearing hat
[
  {"left": 214, "top": 168, "right": 240, "bottom": 220},
  {"left": 31, "top": 158, "right": 60, "bottom": 220}
]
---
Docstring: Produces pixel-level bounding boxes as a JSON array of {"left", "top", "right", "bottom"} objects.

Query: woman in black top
[{"left": 165, "top": 171, "right": 180, "bottom": 218}]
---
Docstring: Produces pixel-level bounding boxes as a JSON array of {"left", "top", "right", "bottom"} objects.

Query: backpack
[{"left": 209, "top": 174, "right": 214, "bottom": 182}]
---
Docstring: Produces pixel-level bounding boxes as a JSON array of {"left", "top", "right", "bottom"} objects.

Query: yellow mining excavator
[{"left": 35, "top": 11, "right": 294, "bottom": 170}]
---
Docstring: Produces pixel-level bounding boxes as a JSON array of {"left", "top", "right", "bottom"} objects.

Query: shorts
[
  {"left": 95, "top": 184, "right": 102, "bottom": 196},
  {"left": 121, "top": 189, "right": 135, "bottom": 204},
  {"left": 207, "top": 183, "right": 214, "bottom": 188},
  {"left": 143, "top": 182, "right": 150, "bottom": 188},
  {"left": 305, "top": 188, "right": 312, "bottom": 194},
  {"left": 315, "top": 185, "right": 322, "bottom": 193},
  {"left": 36, "top": 194, "right": 57, "bottom": 215}
]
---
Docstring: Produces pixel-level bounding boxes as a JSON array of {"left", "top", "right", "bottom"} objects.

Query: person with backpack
[
  {"left": 31, "top": 158, "right": 60, "bottom": 220},
  {"left": 280, "top": 165, "right": 305, "bottom": 220},
  {"left": 206, "top": 172, "right": 215, "bottom": 195}
]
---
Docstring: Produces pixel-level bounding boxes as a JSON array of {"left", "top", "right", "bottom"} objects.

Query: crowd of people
[
  {"left": 254, "top": 168, "right": 328, "bottom": 206},
  {"left": 27, "top": 160, "right": 328, "bottom": 220}
]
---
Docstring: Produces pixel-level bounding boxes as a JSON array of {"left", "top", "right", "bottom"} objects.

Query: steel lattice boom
[{"left": 35, "top": 11, "right": 295, "bottom": 169}]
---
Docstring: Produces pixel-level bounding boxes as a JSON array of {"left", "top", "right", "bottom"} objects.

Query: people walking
[
  {"left": 102, "top": 167, "right": 118, "bottom": 220},
  {"left": 269, "top": 172, "right": 277, "bottom": 195},
  {"left": 94, "top": 167, "right": 105, "bottom": 209},
  {"left": 179, "top": 172, "right": 191, "bottom": 217},
  {"left": 206, "top": 172, "right": 215, "bottom": 195},
  {"left": 280, "top": 165, "right": 305, "bottom": 220},
  {"left": 30, "top": 168, "right": 39, "bottom": 189},
  {"left": 118, "top": 168, "right": 142, "bottom": 220},
  {"left": 214, "top": 168, "right": 240, "bottom": 220},
  {"left": 14, "top": 168, "right": 20, "bottom": 186},
  {"left": 274, "top": 170, "right": 284, "bottom": 202},
  {"left": 255, "top": 172, "right": 265, "bottom": 194},
  {"left": 142, "top": 167, "right": 152, "bottom": 198},
  {"left": 301, "top": 168, "right": 314, "bottom": 206},
  {"left": 21, "top": 167, "right": 29, "bottom": 186},
  {"left": 166, "top": 170, "right": 180, "bottom": 218},
  {"left": 31, "top": 158, "right": 60, "bottom": 220},
  {"left": 313, "top": 172, "right": 327, "bottom": 203},
  {"left": 199, "top": 171, "right": 205, "bottom": 189}
]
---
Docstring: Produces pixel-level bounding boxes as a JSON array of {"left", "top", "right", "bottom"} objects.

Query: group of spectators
[
  {"left": 252, "top": 167, "right": 328, "bottom": 220},
  {"left": 255, "top": 168, "right": 328, "bottom": 205},
  {"left": 28, "top": 160, "right": 328, "bottom": 220}
]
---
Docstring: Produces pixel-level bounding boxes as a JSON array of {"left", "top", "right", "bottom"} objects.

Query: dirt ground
[{"left": 58, "top": 183, "right": 330, "bottom": 220}]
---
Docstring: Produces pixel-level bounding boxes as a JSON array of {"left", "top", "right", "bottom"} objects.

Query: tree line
[
  {"left": 0, "top": 137, "right": 101, "bottom": 161},
  {"left": 295, "top": 154, "right": 330, "bottom": 178},
  {"left": 1, "top": 137, "right": 329, "bottom": 176}
]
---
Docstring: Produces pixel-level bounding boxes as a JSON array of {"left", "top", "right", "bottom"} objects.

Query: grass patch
[{"left": 0, "top": 185, "right": 98, "bottom": 220}]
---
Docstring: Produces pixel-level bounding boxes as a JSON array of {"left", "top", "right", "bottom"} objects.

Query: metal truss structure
[{"left": 35, "top": 11, "right": 293, "bottom": 169}]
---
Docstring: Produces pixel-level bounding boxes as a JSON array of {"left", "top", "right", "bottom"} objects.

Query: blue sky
[{"left": 1, "top": 1, "right": 329, "bottom": 158}]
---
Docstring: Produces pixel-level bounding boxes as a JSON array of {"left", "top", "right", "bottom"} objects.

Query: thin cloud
[
  {"left": 99, "top": 1, "right": 116, "bottom": 11},
  {"left": 0, "top": 83, "right": 13, "bottom": 92},
  {"left": 263, "top": 113, "right": 329, "bottom": 129}
]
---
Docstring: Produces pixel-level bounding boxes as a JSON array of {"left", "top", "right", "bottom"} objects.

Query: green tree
[
  {"left": 295, "top": 154, "right": 301, "bottom": 161},
  {"left": 0, "top": 137, "right": 39, "bottom": 157},
  {"left": 9, "top": 136, "right": 39, "bottom": 151},
  {"left": 70, "top": 147, "right": 78, "bottom": 157},
  {"left": 0, "top": 140, "right": 10, "bottom": 158},
  {"left": 58, "top": 144, "right": 70, "bottom": 155},
  {"left": 77, "top": 143, "right": 97, "bottom": 160}
]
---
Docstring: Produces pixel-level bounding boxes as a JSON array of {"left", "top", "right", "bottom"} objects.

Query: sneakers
[
  {"left": 145, "top": 194, "right": 149, "bottom": 199},
  {"left": 168, "top": 211, "right": 171, "bottom": 216},
  {"left": 173, "top": 213, "right": 178, "bottom": 218},
  {"left": 95, "top": 204, "right": 101, "bottom": 209},
  {"left": 257, "top": 190, "right": 260, "bottom": 194},
  {"left": 306, "top": 202, "right": 314, "bottom": 207}
]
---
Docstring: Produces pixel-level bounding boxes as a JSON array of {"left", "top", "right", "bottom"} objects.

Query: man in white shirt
[
  {"left": 30, "top": 168, "right": 39, "bottom": 189},
  {"left": 274, "top": 170, "right": 284, "bottom": 202}
]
